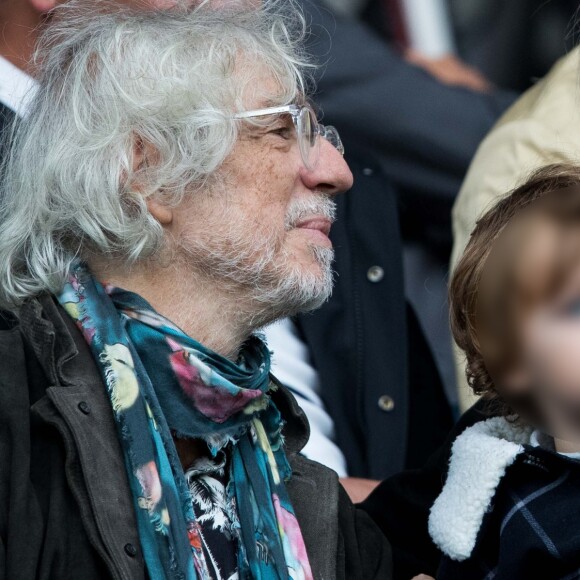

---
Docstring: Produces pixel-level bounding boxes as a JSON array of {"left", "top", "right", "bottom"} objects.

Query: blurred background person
[
  {"left": 0, "top": 0, "right": 173, "bottom": 130},
  {"left": 358, "top": 0, "right": 578, "bottom": 91},
  {"left": 0, "top": 0, "right": 43, "bottom": 128},
  {"left": 449, "top": 0, "right": 579, "bottom": 92},
  {"left": 316, "top": 0, "right": 507, "bottom": 402}
]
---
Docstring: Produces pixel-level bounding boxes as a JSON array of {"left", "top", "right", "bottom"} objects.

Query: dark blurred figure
[
  {"left": 361, "top": 0, "right": 579, "bottom": 92},
  {"left": 310, "top": 0, "right": 514, "bottom": 404},
  {"left": 449, "top": 0, "right": 579, "bottom": 92}
]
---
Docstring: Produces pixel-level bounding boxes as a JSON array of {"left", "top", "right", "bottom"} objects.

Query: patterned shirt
[{"left": 185, "top": 450, "right": 240, "bottom": 580}]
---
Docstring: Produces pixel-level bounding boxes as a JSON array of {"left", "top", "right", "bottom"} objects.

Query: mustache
[{"left": 284, "top": 195, "right": 337, "bottom": 231}]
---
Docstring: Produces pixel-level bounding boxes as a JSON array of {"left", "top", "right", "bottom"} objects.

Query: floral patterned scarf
[{"left": 58, "top": 262, "right": 313, "bottom": 580}]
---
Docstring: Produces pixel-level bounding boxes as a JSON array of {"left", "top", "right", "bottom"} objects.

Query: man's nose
[{"left": 300, "top": 137, "right": 354, "bottom": 195}]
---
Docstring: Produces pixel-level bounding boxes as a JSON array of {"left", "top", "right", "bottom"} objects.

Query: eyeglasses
[{"left": 233, "top": 104, "right": 344, "bottom": 171}]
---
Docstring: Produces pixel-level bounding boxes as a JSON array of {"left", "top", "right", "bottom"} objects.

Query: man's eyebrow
[
  {"left": 255, "top": 98, "right": 291, "bottom": 109},
  {"left": 258, "top": 93, "right": 306, "bottom": 108}
]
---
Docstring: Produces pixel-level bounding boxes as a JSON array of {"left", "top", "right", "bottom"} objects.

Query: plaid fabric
[{"left": 438, "top": 445, "right": 580, "bottom": 580}]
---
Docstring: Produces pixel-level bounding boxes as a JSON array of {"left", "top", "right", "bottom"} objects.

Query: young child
[{"left": 427, "top": 163, "right": 580, "bottom": 580}]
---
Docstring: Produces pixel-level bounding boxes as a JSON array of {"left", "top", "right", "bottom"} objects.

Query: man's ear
[
  {"left": 29, "top": 0, "right": 58, "bottom": 14},
  {"left": 146, "top": 198, "right": 173, "bottom": 226},
  {"left": 131, "top": 136, "right": 173, "bottom": 225}
]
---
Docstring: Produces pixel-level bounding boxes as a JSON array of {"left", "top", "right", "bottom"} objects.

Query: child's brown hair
[{"left": 450, "top": 163, "right": 580, "bottom": 417}]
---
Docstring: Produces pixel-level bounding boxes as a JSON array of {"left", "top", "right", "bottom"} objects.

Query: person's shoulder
[
  {"left": 512, "top": 46, "right": 580, "bottom": 122},
  {"left": 0, "top": 309, "right": 19, "bottom": 331},
  {"left": 0, "top": 309, "right": 30, "bottom": 447},
  {"left": 0, "top": 310, "right": 23, "bottom": 362}
]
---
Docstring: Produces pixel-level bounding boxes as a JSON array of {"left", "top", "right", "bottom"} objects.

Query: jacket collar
[
  {"left": 18, "top": 296, "right": 311, "bottom": 452},
  {"left": 270, "top": 374, "right": 311, "bottom": 455},
  {"left": 429, "top": 416, "right": 532, "bottom": 562},
  {"left": 19, "top": 295, "right": 92, "bottom": 387}
]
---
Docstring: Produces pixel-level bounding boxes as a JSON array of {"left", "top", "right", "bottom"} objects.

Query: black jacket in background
[
  {"left": 297, "top": 156, "right": 454, "bottom": 479},
  {"left": 0, "top": 102, "right": 15, "bottom": 161},
  {"left": 0, "top": 102, "right": 14, "bottom": 124},
  {"left": 291, "top": 0, "right": 514, "bottom": 480}
]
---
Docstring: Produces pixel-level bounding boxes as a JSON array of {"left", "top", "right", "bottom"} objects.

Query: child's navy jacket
[{"left": 429, "top": 416, "right": 580, "bottom": 580}]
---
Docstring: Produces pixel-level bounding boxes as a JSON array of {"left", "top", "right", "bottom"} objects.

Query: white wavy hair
[{"left": 0, "top": 0, "right": 310, "bottom": 309}]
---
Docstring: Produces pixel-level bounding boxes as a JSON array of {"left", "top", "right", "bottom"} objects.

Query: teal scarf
[{"left": 58, "top": 263, "right": 313, "bottom": 580}]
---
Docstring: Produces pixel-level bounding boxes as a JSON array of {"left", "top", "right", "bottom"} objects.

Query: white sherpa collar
[{"left": 428, "top": 416, "right": 533, "bottom": 561}]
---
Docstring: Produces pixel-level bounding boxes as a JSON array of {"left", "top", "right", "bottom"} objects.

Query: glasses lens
[
  {"left": 299, "top": 106, "right": 321, "bottom": 170},
  {"left": 323, "top": 125, "right": 345, "bottom": 156},
  {"left": 296, "top": 106, "right": 310, "bottom": 169}
]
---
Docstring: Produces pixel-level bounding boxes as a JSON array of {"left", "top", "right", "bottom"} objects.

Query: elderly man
[{"left": 0, "top": 1, "right": 391, "bottom": 579}]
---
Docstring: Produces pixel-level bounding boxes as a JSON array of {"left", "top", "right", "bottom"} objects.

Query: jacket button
[
  {"left": 367, "top": 266, "right": 384, "bottom": 283},
  {"left": 378, "top": 395, "right": 395, "bottom": 412},
  {"left": 124, "top": 543, "right": 138, "bottom": 558},
  {"left": 362, "top": 167, "right": 374, "bottom": 176},
  {"left": 77, "top": 401, "right": 91, "bottom": 415}
]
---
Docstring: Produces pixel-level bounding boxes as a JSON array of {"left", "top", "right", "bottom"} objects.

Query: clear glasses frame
[{"left": 233, "top": 104, "right": 344, "bottom": 171}]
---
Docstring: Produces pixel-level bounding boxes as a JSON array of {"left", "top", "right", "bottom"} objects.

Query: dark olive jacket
[{"left": 0, "top": 295, "right": 392, "bottom": 580}]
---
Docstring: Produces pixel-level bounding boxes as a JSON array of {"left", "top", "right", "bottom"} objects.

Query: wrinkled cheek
[
  {"left": 246, "top": 212, "right": 288, "bottom": 255},
  {"left": 213, "top": 218, "right": 287, "bottom": 267}
]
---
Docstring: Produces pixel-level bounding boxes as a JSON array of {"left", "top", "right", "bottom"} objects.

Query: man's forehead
[
  {"left": 112, "top": 0, "right": 183, "bottom": 9},
  {"left": 254, "top": 94, "right": 306, "bottom": 109},
  {"left": 239, "top": 66, "right": 302, "bottom": 109},
  {"left": 55, "top": 0, "right": 189, "bottom": 13}
]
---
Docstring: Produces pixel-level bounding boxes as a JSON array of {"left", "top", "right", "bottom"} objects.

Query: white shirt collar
[{"left": 0, "top": 56, "right": 37, "bottom": 117}]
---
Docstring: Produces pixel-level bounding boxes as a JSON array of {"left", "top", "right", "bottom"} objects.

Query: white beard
[{"left": 177, "top": 194, "right": 336, "bottom": 328}]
